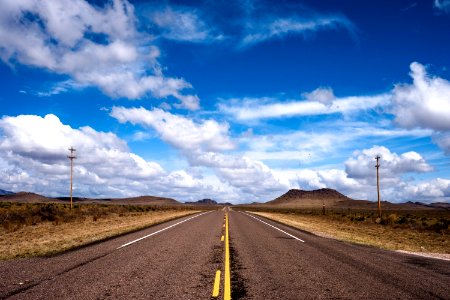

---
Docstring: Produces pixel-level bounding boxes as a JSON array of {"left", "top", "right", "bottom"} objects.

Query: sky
[{"left": 1, "top": 0, "right": 450, "bottom": 204}]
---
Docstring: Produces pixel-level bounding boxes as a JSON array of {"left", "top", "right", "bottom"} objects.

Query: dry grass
[
  {"left": 0, "top": 206, "right": 198, "bottom": 260},
  {"left": 252, "top": 212, "right": 450, "bottom": 254}
]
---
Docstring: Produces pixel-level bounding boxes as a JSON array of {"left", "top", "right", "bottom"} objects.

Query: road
[{"left": 1, "top": 209, "right": 449, "bottom": 299}]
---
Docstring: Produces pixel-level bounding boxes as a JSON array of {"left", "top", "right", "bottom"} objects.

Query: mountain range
[{"left": 0, "top": 188, "right": 448, "bottom": 209}]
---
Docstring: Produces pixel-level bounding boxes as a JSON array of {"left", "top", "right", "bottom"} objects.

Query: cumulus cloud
[
  {"left": 433, "top": 133, "right": 450, "bottom": 155},
  {"left": 287, "top": 169, "right": 361, "bottom": 196},
  {"left": 110, "top": 106, "right": 288, "bottom": 200},
  {"left": 0, "top": 113, "right": 445, "bottom": 203},
  {"left": 272, "top": 145, "right": 444, "bottom": 203},
  {"left": 391, "top": 62, "right": 450, "bottom": 154},
  {"left": 0, "top": 0, "right": 199, "bottom": 110},
  {"left": 345, "top": 146, "right": 432, "bottom": 181},
  {"left": 0, "top": 113, "right": 218, "bottom": 199},
  {"left": 303, "top": 87, "right": 336, "bottom": 105},
  {"left": 188, "top": 151, "right": 286, "bottom": 197},
  {"left": 111, "top": 106, "right": 235, "bottom": 152},
  {"left": 402, "top": 178, "right": 450, "bottom": 200},
  {"left": 392, "top": 62, "right": 450, "bottom": 131}
]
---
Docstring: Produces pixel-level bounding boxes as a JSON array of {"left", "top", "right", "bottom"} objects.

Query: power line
[{"left": 68, "top": 147, "right": 76, "bottom": 210}]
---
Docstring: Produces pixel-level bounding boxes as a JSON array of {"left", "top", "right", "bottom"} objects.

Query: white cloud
[
  {"left": 110, "top": 106, "right": 288, "bottom": 200},
  {"left": 148, "top": 6, "right": 221, "bottom": 43},
  {"left": 0, "top": 113, "right": 222, "bottom": 200},
  {"left": 433, "top": 133, "right": 450, "bottom": 154},
  {"left": 220, "top": 62, "right": 450, "bottom": 135},
  {"left": 0, "top": 113, "right": 446, "bottom": 203},
  {"left": 188, "top": 151, "right": 287, "bottom": 197},
  {"left": 271, "top": 145, "right": 445, "bottom": 203},
  {"left": 402, "top": 178, "right": 450, "bottom": 200},
  {"left": 237, "top": 119, "right": 432, "bottom": 174},
  {"left": 392, "top": 62, "right": 450, "bottom": 131},
  {"left": 241, "top": 15, "right": 355, "bottom": 46},
  {"left": 131, "top": 131, "right": 152, "bottom": 142},
  {"left": 111, "top": 106, "right": 234, "bottom": 152},
  {"left": 277, "top": 168, "right": 361, "bottom": 195},
  {"left": 345, "top": 146, "right": 432, "bottom": 181},
  {"left": 0, "top": 0, "right": 199, "bottom": 110},
  {"left": 0, "top": 114, "right": 163, "bottom": 196},
  {"left": 219, "top": 92, "right": 390, "bottom": 121},
  {"left": 434, "top": 0, "right": 450, "bottom": 13},
  {"left": 142, "top": 2, "right": 353, "bottom": 47},
  {"left": 303, "top": 87, "right": 336, "bottom": 105}
]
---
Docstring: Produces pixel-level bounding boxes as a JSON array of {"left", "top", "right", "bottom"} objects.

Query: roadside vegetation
[
  {"left": 0, "top": 202, "right": 199, "bottom": 260},
  {"left": 237, "top": 206, "right": 450, "bottom": 254}
]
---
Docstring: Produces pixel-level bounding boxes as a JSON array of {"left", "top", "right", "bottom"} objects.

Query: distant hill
[
  {"left": 263, "top": 189, "right": 446, "bottom": 210},
  {"left": 0, "top": 189, "right": 14, "bottom": 196},
  {"left": 184, "top": 198, "right": 233, "bottom": 206},
  {"left": 428, "top": 202, "right": 450, "bottom": 209},
  {"left": 107, "top": 195, "right": 179, "bottom": 205},
  {"left": 1, "top": 191, "right": 54, "bottom": 203},
  {"left": 267, "top": 188, "right": 351, "bottom": 207},
  {"left": 406, "top": 202, "right": 450, "bottom": 210},
  {"left": 185, "top": 198, "right": 218, "bottom": 205},
  {"left": 1, "top": 192, "right": 179, "bottom": 205}
]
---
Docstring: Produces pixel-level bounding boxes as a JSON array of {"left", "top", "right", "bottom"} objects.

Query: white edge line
[
  {"left": 242, "top": 211, "right": 305, "bottom": 243},
  {"left": 117, "top": 211, "right": 210, "bottom": 249}
]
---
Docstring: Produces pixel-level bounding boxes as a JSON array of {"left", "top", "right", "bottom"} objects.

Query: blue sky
[{"left": 1, "top": 0, "right": 450, "bottom": 203}]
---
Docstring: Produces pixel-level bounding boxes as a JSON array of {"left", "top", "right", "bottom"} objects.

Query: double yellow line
[{"left": 212, "top": 211, "right": 231, "bottom": 299}]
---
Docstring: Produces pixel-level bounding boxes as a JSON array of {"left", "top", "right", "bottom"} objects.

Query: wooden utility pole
[
  {"left": 68, "top": 147, "right": 76, "bottom": 210},
  {"left": 375, "top": 155, "right": 381, "bottom": 218}
]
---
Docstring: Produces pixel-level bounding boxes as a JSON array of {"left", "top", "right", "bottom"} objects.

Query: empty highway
[{"left": 1, "top": 209, "right": 449, "bottom": 299}]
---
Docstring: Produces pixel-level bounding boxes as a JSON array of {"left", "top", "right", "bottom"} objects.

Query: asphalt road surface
[{"left": 1, "top": 209, "right": 449, "bottom": 299}]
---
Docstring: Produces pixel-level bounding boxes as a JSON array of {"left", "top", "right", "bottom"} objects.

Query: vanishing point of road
[{"left": 1, "top": 209, "right": 449, "bottom": 299}]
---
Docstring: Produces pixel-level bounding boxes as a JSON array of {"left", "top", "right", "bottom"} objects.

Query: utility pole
[
  {"left": 68, "top": 147, "right": 76, "bottom": 210},
  {"left": 375, "top": 155, "right": 381, "bottom": 218}
]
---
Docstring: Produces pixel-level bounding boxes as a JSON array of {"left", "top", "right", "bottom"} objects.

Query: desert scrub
[
  {"left": 0, "top": 202, "right": 199, "bottom": 259},
  {"left": 250, "top": 211, "right": 450, "bottom": 254},
  {"left": 236, "top": 206, "right": 450, "bottom": 234},
  {"left": 0, "top": 202, "right": 196, "bottom": 231}
]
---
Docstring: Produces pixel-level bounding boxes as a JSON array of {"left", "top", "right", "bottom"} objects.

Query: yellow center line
[
  {"left": 212, "top": 270, "right": 221, "bottom": 298},
  {"left": 211, "top": 210, "right": 232, "bottom": 299},
  {"left": 224, "top": 212, "right": 231, "bottom": 300}
]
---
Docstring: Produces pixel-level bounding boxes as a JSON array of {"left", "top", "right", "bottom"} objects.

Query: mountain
[
  {"left": 263, "top": 189, "right": 447, "bottom": 210},
  {"left": 104, "top": 195, "right": 179, "bottom": 205},
  {"left": 2, "top": 192, "right": 179, "bottom": 205},
  {"left": 405, "top": 201, "right": 450, "bottom": 210},
  {"left": 429, "top": 202, "right": 450, "bottom": 209},
  {"left": 267, "top": 188, "right": 352, "bottom": 207},
  {"left": 1, "top": 191, "right": 54, "bottom": 203},
  {"left": 0, "top": 189, "right": 14, "bottom": 196},
  {"left": 185, "top": 198, "right": 218, "bottom": 205}
]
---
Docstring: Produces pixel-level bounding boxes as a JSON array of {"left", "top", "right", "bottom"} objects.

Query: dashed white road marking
[
  {"left": 242, "top": 212, "right": 305, "bottom": 243},
  {"left": 117, "top": 211, "right": 211, "bottom": 249}
]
